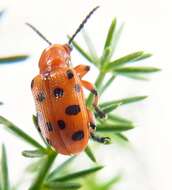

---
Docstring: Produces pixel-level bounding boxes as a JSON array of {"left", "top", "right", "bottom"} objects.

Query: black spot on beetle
[
  {"left": 57, "top": 120, "right": 66, "bottom": 129},
  {"left": 72, "top": 130, "right": 84, "bottom": 141},
  {"left": 74, "top": 84, "right": 81, "bottom": 93},
  {"left": 54, "top": 87, "right": 64, "bottom": 98},
  {"left": 37, "top": 92, "right": 45, "bottom": 102},
  {"left": 66, "top": 69, "right": 74, "bottom": 79},
  {"left": 31, "top": 79, "right": 34, "bottom": 89},
  {"left": 65, "top": 105, "right": 81, "bottom": 115},
  {"left": 46, "top": 122, "right": 53, "bottom": 131}
]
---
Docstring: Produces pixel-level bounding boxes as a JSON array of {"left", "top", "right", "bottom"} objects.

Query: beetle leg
[
  {"left": 90, "top": 132, "right": 111, "bottom": 144},
  {"left": 81, "top": 80, "right": 106, "bottom": 118},
  {"left": 74, "top": 64, "right": 90, "bottom": 78},
  {"left": 87, "top": 108, "right": 96, "bottom": 132},
  {"left": 87, "top": 109, "right": 110, "bottom": 144}
]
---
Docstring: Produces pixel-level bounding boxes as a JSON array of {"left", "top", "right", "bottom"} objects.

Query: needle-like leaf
[
  {"left": 108, "top": 114, "right": 132, "bottom": 125},
  {"left": 115, "top": 66, "right": 161, "bottom": 74},
  {"left": 85, "top": 146, "right": 96, "bottom": 163},
  {"left": 47, "top": 156, "right": 76, "bottom": 181},
  {"left": 100, "top": 96, "right": 148, "bottom": 108},
  {"left": 115, "top": 133, "right": 129, "bottom": 142},
  {"left": 82, "top": 30, "right": 99, "bottom": 63},
  {"left": 105, "top": 51, "right": 144, "bottom": 71},
  {"left": 44, "top": 182, "right": 81, "bottom": 190},
  {"left": 104, "top": 18, "right": 117, "bottom": 49},
  {"left": 0, "top": 55, "right": 29, "bottom": 64},
  {"left": 119, "top": 73, "right": 149, "bottom": 80},
  {"left": 133, "top": 53, "right": 152, "bottom": 61},
  {"left": 0, "top": 116, "right": 44, "bottom": 150},
  {"left": 100, "top": 174, "right": 122, "bottom": 190},
  {"left": 111, "top": 23, "right": 124, "bottom": 55},
  {"left": 25, "top": 158, "right": 45, "bottom": 173},
  {"left": 22, "top": 149, "right": 47, "bottom": 158},
  {"left": 97, "top": 123, "right": 134, "bottom": 132},
  {"left": 51, "top": 166, "right": 103, "bottom": 182},
  {"left": 0, "top": 144, "right": 9, "bottom": 190},
  {"left": 101, "top": 103, "right": 121, "bottom": 114}
]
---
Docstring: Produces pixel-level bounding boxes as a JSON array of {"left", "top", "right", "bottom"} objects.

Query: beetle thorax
[{"left": 39, "top": 44, "right": 71, "bottom": 73}]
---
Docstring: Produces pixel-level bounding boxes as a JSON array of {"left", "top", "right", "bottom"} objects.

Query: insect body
[{"left": 28, "top": 7, "right": 110, "bottom": 155}]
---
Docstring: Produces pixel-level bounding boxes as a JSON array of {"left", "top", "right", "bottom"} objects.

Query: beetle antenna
[
  {"left": 68, "top": 6, "right": 100, "bottom": 45},
  {"left": 26, "top": 23, "right": 52, "bottom": 45}
]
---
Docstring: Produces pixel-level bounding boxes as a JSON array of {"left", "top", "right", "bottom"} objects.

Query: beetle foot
[
  {"left": 94, "top": 106, "right": 106, "bottom": 119},
  {"left": 90, "top": 132, "right": 111, "bottom": 144}
]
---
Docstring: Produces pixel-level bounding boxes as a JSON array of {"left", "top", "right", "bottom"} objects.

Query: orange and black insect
[{"left": 27, "top": 6, "right": 110, "bottom": 155}]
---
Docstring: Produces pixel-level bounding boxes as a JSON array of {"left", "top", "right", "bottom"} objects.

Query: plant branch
[{"left": 29, "top": 151, "right": 57, "bottom": 190}]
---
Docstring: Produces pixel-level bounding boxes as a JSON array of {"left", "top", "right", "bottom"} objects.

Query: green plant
[{"left": 0, "top": 17, "right": 160, "bottom": 190}]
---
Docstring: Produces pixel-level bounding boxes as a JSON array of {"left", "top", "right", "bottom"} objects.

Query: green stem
[
  {"left": 86, "top": 72, "right": 106, "bottom": 107},
  {"left": 95, "top": 72, "right": 106, "bottom": 89},
  {"left": 29, "top": 151, "right": 57, "bottom": 190}
]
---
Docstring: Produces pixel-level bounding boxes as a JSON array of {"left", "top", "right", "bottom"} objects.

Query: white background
[{"left": 0, "top": 0, "right": 171, "bottom": 190}]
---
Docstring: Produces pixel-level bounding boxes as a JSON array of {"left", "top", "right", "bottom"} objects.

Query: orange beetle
[{"left": 27, "top": 7, "right": 110, "bottom": 155}]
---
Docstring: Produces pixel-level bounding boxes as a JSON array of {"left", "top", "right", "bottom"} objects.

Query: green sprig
[{"left": 0, "top": 16, "right": 161, "bottom": 190}]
